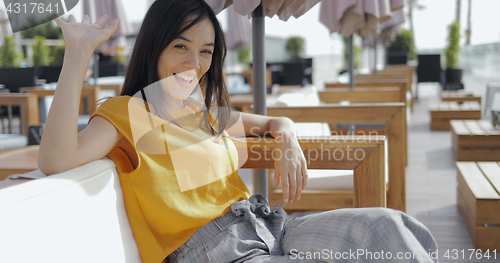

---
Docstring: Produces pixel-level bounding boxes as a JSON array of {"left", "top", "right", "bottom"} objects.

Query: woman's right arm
[{"left": 38, "top": 15, "right": 122, "bottom": 175}]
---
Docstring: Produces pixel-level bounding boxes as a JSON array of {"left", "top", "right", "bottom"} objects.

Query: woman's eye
[
  {"left": 202, "top": 50, "right": 213, "bottom": 55},
  {"left": 175, "top": 45, "right": 187, "bottom": 50}
]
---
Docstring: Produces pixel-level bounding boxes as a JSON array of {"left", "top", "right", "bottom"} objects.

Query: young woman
[{"left": 38, "top": 0, "right": 437, "bottom": 262}]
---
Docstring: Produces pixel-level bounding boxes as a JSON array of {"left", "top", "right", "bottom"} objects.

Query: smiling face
[{"left": 157, "top": 17, "right": 215, "bottom": 110}]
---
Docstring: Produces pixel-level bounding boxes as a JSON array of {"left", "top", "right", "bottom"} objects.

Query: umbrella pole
[
  {"left": 373, "top": 39, "right": 378, "bottom": 75},
  {"left": 348, "top": 35, "right": 354, "bottom": 88},
  {"left": 252, "top": 1, "right": 268, "bottom": 198}
]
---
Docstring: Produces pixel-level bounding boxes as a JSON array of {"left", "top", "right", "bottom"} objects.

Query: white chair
[{"left": 483, "top": 83, "right": 500, "bottom": 117}]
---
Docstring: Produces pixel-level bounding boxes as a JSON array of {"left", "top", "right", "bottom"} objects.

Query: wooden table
[
  {"left": 0, "top": 93, "right": 40, "bottom": 136},
  {"left": 25, "top": 86, "right": 101, "bottom": 116},
  {"left": 441, "top": 90, "right": 482, "bottom": 104},
  {"left": 267, "top": 103, "right": 406, "bottom": 212},
  {"left": 456, "top": 161, "right": 500, "bottom": 250},
  {"left": 229, "top": 94, "right": 274, "bottom": 112},
  {"left": 429, "top": 101, "right": 481, "bottom": 130},
  {"left": 0, "top": 145, "right": 39, "bottom": 181},
  {"left": 451, "top": 120, "right": 500, "bottom": 161}
]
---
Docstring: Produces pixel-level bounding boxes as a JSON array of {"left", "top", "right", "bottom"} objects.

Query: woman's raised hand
[{"left": 54, "top": 14, "right": 120, "bottom": 53}]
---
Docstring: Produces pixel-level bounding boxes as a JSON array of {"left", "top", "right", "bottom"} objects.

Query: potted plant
[
  {"left": 237, "top": 44, "right": 252, "bottom": 68},
  {"left": 285, "top": 36, "right": 305, "bottom": 59},
  {"left": 0, "top": 35, "right": 23, "bottom": 67},
  {"left": 444, "top": 22, "right": 462, "bottom": 88},
  {"left": 387, "top": 29, "right": 416, "bottom": 65},
  {"left": 32, "top": 36, "right": 52, "bottom": 66}
]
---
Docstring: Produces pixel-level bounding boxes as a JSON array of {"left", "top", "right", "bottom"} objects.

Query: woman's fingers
[
  {"left": 94, "top": 15, "right": 110, "bottom": 29},
  {"left": 102, "top": 18, "right": 120, "bottom": 37},
  {"left": 281, "top": 169, "right": 289, "bottom": 203},
  {"left": 82, "top": 15, "right": 90, "bottom": 24},
  {"left": 295, "top": 167, "right": 303, "bottom": 200},
  {"left": 53, "top": 16, "right": 64, "bottom": 28},
  {"left": 68, "top": 15, "right": 76, "bottom": 23},
  {"left": 273, "top": 169, "right": 281, "bottom": 188},
  {"left": 288, "top": 169, "right": 297, "bottom": 203},
  {"left": 302, "top": 159, "right": 308, "bottom": 190}
]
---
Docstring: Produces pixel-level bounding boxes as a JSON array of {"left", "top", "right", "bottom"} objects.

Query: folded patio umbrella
[
  {"left": 319, "top": 0, "right": 395, "bottom": 87},
  {"left": 363, "top": 7, "right": 405, "bottom": 47},
  {"left": 207, "top": 0, "right": 321, "bottom": 21},
  {"left": 205, "top": 0, "right": 323, "bottom": 195},
  {"left": 362, "top": 6, "right": 405, "bottom": 74},
  {"left": 226, "top": 5, "right": 252, "bottom": 50}
]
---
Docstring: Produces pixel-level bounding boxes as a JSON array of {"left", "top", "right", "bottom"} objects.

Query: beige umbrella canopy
[
  {"left": 319, "top": 0, "right": 391, "bottom": 37},
  {"left": 363, "top": 8, "right": 405, "bottom": 47},
  {"left": 226, "top": 5, "right": 252, "bottom": 50},
  {"left": 319, "top": 0, "right": 396, "bottom": 87},
  {"left": 206, "top": 0, "right": 321, "bottom": 20}
]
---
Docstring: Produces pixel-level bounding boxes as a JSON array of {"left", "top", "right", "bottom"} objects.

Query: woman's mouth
[{"left": 174, "top": 73, "right": 196, "bottom": 87}]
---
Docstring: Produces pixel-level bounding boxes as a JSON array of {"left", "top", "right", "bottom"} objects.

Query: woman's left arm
[{"left": 226, "top": 111, "right": 308, "bottom": 204}]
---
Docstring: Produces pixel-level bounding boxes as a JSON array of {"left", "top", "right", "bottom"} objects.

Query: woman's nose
[{"left": 184, "top": 52, "right": 201, "bottom": 70}]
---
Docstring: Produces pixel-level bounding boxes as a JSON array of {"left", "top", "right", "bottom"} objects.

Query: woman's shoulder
[{"left": 95, "top": 95, "right": 152, "bottom": 116}]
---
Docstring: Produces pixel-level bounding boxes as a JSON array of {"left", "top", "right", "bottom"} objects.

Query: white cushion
[{"left": 0, "top": 159, "right": 142, "bottom": 263}]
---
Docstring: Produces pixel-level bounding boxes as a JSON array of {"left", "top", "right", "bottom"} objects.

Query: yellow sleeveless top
[{"left": 90, "top": 96, "right": 250, "bottom": 263}]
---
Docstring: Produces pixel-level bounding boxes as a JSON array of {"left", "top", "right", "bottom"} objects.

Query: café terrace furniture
[
  {"left": 0, "top": 145, "right": 38, "bottom": 181},
  {"left": 484, "top": 83, "right": 500, "bottom": 117},
  {"left": 0, "top": 136, "right": 386, "bottom": 262},
  {"left": 429, "top": 101, "right": 482, "bottom": 131},
  {"left": 441, "top": 90, "right": 482, "bottom": 104},
  {"left": 325, "top": 80, "right": 408, "bottom": 109},
  {"left": 318, "top": 87, "right": 402, "bottom": 104},
  {"left": 456, "top": 161, "right": 500, "bottom": 250},
  {"left": 267, "top": 103, "right": 406, "bottom": 212},
  {"left": 451, "top": 120, "right": 500, "bottom": 161},
  {"left": 24, "top": 85, "right": 101, "bottom": 117},
  {"left": 0, "top": 93, "right": 39, "bottom": 136}
]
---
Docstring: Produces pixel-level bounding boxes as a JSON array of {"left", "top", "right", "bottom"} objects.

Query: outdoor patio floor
[{"left": 407, "top": 83, "right": 499, "bottom": 262}]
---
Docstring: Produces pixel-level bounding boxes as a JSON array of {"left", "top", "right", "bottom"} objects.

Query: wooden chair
[
  {"left": 0, "top": 137, "right": 386, "bottom": 210},
  {"left": 325, "top": 80, "right": 409, "bottom": 108},
  {"left": 25, "top": 86, "right": 101, "bottom": 116},
  {"left": 354, "top": 75, "right": 413, "bottom": 110},
  {"left": 225, "top": 68, "right": 273, "bottom": 90},
  {"left": 84, "top": 83, "right": 123, "bottom": 97},
  {"left": 267, "top": 103, "right": 406, "bottom": 212},
  {"left": 318, "top": 87, "right": 401, "bottom": 104},
  {"left": 239, "top": 136, "right": 386, "bottom": 209},
  {"left": 0, "top": 93, "right": 39, "bottom": 136}
]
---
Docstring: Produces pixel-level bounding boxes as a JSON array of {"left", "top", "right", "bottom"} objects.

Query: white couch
[{"left": 0, "top": 159, "right": 142, "bottom": 263}]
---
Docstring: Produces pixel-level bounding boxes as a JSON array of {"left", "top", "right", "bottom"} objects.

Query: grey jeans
[{"left": 168, "top": 195, "right": 438, "bottom": 263}]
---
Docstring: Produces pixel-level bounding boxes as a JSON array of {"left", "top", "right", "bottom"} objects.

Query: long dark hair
[{"left": 121, "top": 0, "right": 229, "bottom": 136}]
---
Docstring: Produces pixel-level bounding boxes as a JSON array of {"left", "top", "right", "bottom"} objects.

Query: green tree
[
  {"left": 32, "top": 36, "right": 52, "bottom": 66},
  {"left": 388, "top": 29, "right": 416, "bottom": 60},
  {"left": 445, "top": 22, "right": 461, "bottom": 68},
  {"left": 0, "top": 35, "right": 22, "bottom": 67},
  {"left": 285, "top": 36, "right": 305, "bottom": 58}
]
